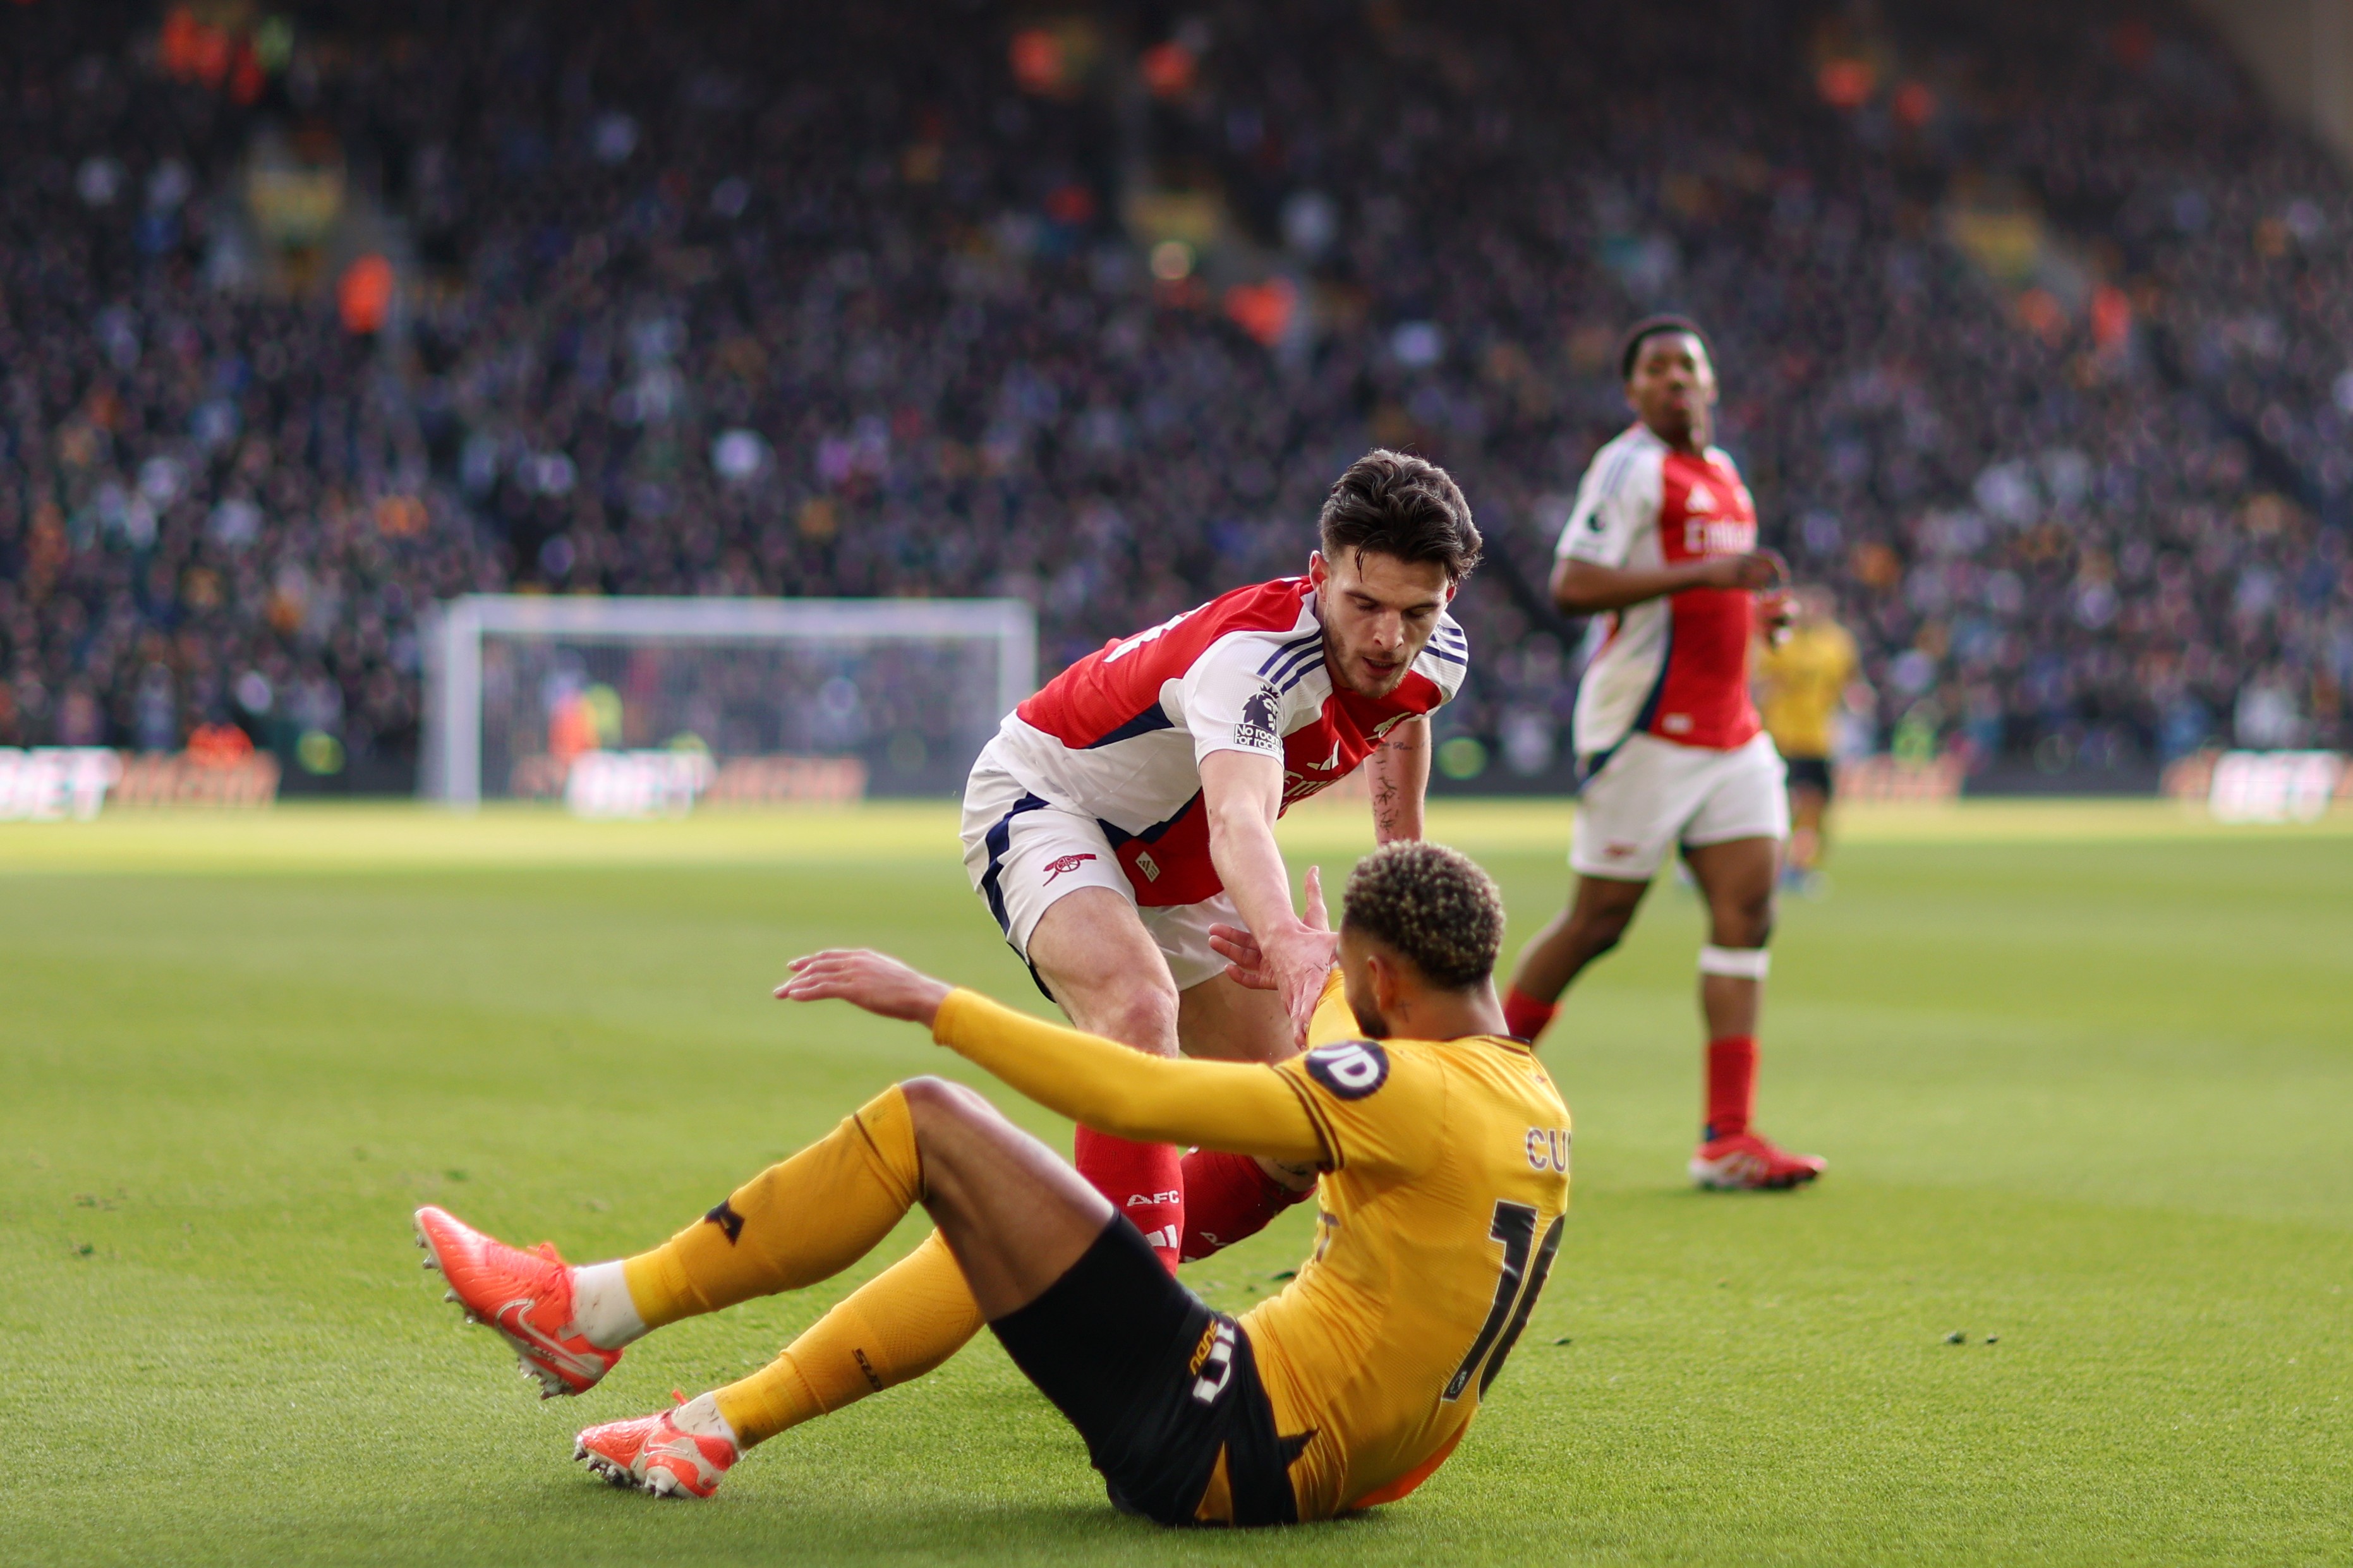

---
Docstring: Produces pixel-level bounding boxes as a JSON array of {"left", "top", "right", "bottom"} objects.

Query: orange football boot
[
  {"left": 576, "top": 1395, "right": 740, "bottom": 1499},
  {"left": 414, "top": 1205, "right": 622, "bottom": 1397}
]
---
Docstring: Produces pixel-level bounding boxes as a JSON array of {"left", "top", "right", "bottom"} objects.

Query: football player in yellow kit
[
  {"left": 415, "top": 841, "right": 1571, "bottom": 1523},
  {"left": 1751, "top": 584, "right": 1861, "bottom": 891}
]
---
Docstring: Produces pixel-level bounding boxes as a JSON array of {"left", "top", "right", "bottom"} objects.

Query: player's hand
[
  {"left": 1207, "top": 923, "right": 1272, "bottom": 988},
  {"left": 1270, "top": 923, "right": 1339, "bottom": 1047},
  {"left": 1759, "top": 588, "right": 1794, "bottom": 644},
  {"left": 1305, "top": 862, "right": 1328, "bottom": 931},
  {"left": 776, "top": 949, "right": 953, "bottom": 1028},
  {"left": 1696, "top": 550, "right": 1787, "bottom": 592},
  {"left": 1208, "top": 864, "right": 1329, "bottom": 991},
  {"left": 1266, "top": 865, "right": 1338, "bottom": 1045}
]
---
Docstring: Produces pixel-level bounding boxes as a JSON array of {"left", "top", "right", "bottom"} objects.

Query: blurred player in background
[
  {"left": 1500, "top": 317, "right": 1824, "bottom": 1191},
  {"left": 1752, "top": 586, "right": 1860, "bottom": 893}
]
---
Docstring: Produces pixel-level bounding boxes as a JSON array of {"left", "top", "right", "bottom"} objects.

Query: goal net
[{"left": 420, "top": 596, "right": 1036, "bottom": 808}]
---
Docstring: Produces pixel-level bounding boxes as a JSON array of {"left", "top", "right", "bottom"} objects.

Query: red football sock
[
  {"left": 1503, "top": 986, "right": 1559, "bottom": 1044},
  {"left": 1178, "top": 1148, "right": 1310, "bottom": 1262},
  {"left": 1073, "top": 1126, "right": 1183, "bottom": 1274},
  {"left": 1704, "top": 1035, "right": 1757, "bottom": 1142}
]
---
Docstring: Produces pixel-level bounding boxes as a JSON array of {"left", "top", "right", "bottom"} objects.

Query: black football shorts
[
  {"left": 988, "top": 1215, "right": 1298, "bottom": 1526},
  {"left": 1782, "top": 754, "right": 1834, "bottom": 796}
]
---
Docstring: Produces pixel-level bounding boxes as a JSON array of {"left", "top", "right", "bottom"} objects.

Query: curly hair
[
  {"left": 1317, "top": 449, "right": 1482, "bottom": 581},
  {"left": 1340, "top": 841, "right": 1504, "bottom": 990}
]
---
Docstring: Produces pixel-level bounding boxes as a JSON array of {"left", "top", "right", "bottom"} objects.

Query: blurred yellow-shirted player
[
  {"left": 414, "top": 843, "right": 1573, "bottom": 1524},
  {"left": 1753, "top": 586, "right": 1858, "bottom": 884}
]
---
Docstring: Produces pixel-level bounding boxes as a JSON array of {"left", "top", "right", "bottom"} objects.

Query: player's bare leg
[
  {"left": 1025, "top": 886, "right": 1183, "bottom": 1054},
  {"left": 1175, "top": 970, "right": 1293, "bottom": 1065},
  {"left": 1161, "top": 871, "right": 1336, "bottom": 1257},
  {"left": 1498, "top": 874, "right": 1649, "bottom": 1044},
  {"left": 1029, "top": 889, "right": 1322, "bottom": 1249},
  {"left": 1682, "top": 835, "right": 1821, "bottom": 1189},
  {"left": 1684, "top": 836, "right": 1774, "bottom": 1039},
  {"left": 1022, "top": 888, "right": 1188, "bottom": 1265}
]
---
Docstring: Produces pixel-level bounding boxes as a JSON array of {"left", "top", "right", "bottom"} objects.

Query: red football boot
[
  {"left": 414, "top": 1205, "right": 622, "bottom": 1397},
  {"left": 576, "top": 1397, "right": 740, "bottom": 1499},
  {"left": 1690, "top": 1131, "right": 1826, "bottom": 1191}
]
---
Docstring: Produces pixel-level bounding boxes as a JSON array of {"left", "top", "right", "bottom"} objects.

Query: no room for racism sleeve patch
[{"left": 1234, "top": 682, "right": 1282, "bottom": 751}]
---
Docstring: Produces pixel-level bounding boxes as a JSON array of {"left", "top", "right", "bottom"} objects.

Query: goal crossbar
[{"left": 420, "top": 594, "right": 1036, "bottom": 805}]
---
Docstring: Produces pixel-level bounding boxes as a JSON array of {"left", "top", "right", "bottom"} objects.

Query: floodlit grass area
[{"left": 3, "top": 800, "right": 2348, "bottom": 1565}]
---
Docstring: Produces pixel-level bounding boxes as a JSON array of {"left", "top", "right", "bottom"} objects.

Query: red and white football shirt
[
  {"left": 988, "top": 577, "right": 1467, "bottom": 906},
  {"left": 1555, "top": 423, "right": 1762, "bottom": 758}
]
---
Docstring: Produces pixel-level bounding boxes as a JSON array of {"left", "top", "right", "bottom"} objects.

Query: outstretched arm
[
  {"left": 1201, "top": 747, "right": 1335, "bottom": 1044},
  {"left": 777, "top": 951, "right": 1328, "bottom": 1164}
]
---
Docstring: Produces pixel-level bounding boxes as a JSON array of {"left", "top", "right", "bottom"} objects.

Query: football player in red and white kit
[
  {"left": 1501, "top": 318, "right": 1825, "bottom": 1191},
  {"left": 965, "top": 449, "right": 1477, "bottom": 1263}
]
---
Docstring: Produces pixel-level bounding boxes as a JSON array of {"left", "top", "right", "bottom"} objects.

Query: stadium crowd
[{"left": 1, "top": 0, "right": 2347, "bottom": 786}]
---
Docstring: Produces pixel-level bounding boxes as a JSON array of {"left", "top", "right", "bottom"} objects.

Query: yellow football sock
[
  {"left": 712, "top": 1229, "right": 984, "bottom": 1447},
  {"left": 622, "top": 1085, "right": 922, "bottom": 1331},
  {"left": 1307, "top": 965, "right": 1356, "bottom": 1048}
]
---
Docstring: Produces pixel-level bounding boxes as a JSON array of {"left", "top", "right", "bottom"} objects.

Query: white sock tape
[
  {"left": 1698, "top": 944, "right": 1771, "bottom": 980},
  {"left": 571, "top": 1259, "right": 646, "bottom": 1349}
]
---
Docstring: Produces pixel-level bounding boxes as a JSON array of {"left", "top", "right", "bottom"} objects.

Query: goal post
[{"left": 420, "top": 594, "right": 1036, "bottom": 807}]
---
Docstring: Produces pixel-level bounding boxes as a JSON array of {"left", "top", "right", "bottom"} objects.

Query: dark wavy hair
[{"left": 1317, "top": 449, "right": 1482, "bottom": 582}]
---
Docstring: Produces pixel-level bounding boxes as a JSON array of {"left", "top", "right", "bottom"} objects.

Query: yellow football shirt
[
  {"left": 1242, "top": 999, "right": 1571, "bottom": 1517},
  {"left": 1754, "top": 620, "right": 1857, "bottom": 759},
  {"left": 931, "top": 981, "right": 1573, "bottom": 1522}
]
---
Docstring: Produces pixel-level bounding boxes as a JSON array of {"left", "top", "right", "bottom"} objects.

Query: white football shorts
[
  {"left": 960, "top": 754, "right": 1239, "bottom": 993},
  {"left": 1570, "top": 731, "right": 1789, "bottom": 881}
]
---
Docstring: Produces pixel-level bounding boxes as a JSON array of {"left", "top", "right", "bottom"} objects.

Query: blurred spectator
[{"left": 0, "top": 0, "right": 2344, "bottom": 791}]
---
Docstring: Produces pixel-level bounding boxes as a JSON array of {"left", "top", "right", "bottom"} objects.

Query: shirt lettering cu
[{"left": 1274, "top": 1040, "right": 1448, "bottom": 1179}]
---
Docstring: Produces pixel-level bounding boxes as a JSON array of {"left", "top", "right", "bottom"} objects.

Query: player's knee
[
  {"left": 898, "top": 1075, "right": 995, "bottom": 1130},
  {"left": 1089, "top": 991, "right": 1180, "bottom": 1056},
  {"left": 1714, "top": 894, "right": 1773, "bottom": 949},
  {"left": 1565, "top": 907, "right": 1634, "bottom": 960}
]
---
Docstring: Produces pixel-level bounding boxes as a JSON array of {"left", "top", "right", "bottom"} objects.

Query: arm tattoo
[
  {"left": 1369, "top": 724, "right": 1419, "bottom": 843},
  {"left": 1370, "top": 768, "right": 1403, "bottom": 841}
]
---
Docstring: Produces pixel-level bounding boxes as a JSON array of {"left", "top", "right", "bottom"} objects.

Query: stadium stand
[{"left": 1, "top": 0, "right": 2347, "bottom": 790}]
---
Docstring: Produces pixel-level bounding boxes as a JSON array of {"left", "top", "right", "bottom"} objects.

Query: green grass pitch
[{"left": 3, "top": 799, "right": 2348, "bottom": 1566}]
